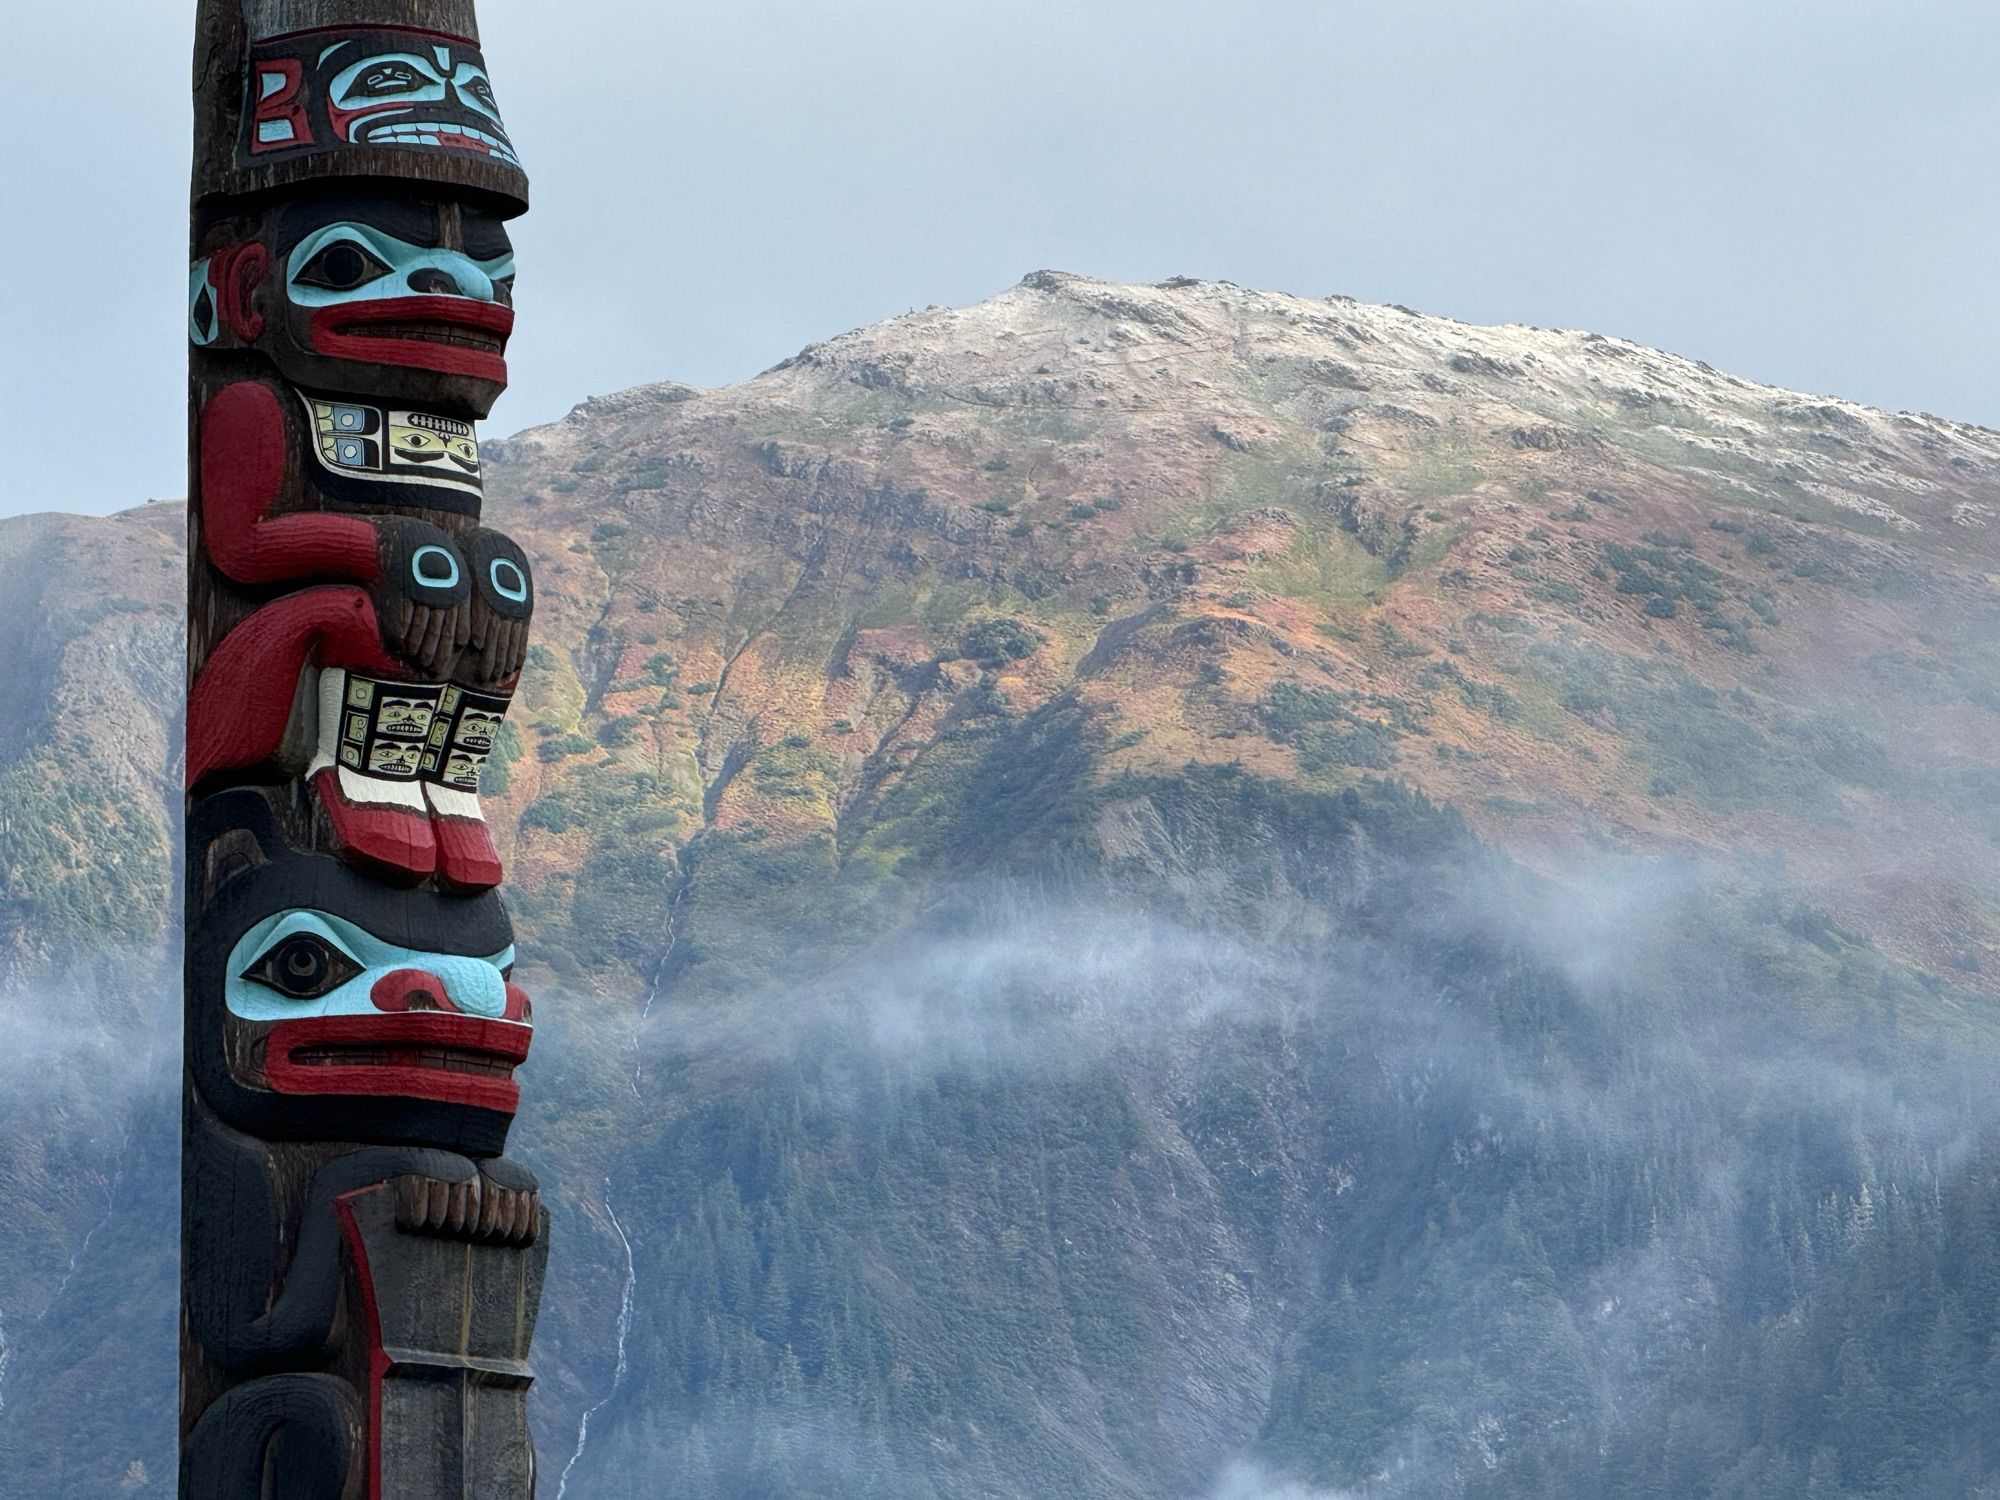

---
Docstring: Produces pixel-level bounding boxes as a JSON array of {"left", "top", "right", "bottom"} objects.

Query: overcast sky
[{"left": 2, "top": 0, "right": 1995, "bottom": 518}]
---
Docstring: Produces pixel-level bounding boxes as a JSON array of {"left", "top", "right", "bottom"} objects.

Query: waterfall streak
[
  {"left": 555, "top": 1181, "right": 638, "bottom": 1500},
  {"left": 631, "top": 873, "right": 686, "bottom": 1099},
  {"left": 41, "top": 1114, "right": 134, "bottom": 1322}
]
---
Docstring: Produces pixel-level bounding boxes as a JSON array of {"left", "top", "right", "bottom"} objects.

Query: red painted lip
[
  {"left": 266, "top": 1013, "right": 531, "bottom": 1114},
  {"left": 308, "top": 296, "right": 513, "bottom": 383}
]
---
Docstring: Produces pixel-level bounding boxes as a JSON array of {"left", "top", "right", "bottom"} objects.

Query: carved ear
[
  {"left": 215, "top": 243, "right": 269, "bottom": 342},
  {"left": 189, "top": 786, "right": 289, "bottom": 901},
  {"left": 202, "top": 829, "right": 268, "bottom": 904}
]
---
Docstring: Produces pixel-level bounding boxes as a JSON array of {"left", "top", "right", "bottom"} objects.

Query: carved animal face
[
  {"left": 279, "top": 194, "right": 515, "bottom": 411},
  {"left": 192, "top": 193, "right": 517, "bottom": 417},
  {"left": 387, "top": 413, "right": 481, "bottom": 477},
  {"left": 187, "top": 791, "right": 531, "bottom": 1155},
  {"left": 322, "top": 43, "right": 518, "bottom": 162},
  {"left": 246, "top": 32, "right": 521, "bottom": 169},
  {"left": 305, "top": 398, "right": 485, "bottom": 509},
  {"left": 226, "top": 907, "right": 531, "bottom": 1117},
  {"left": 366, "top": 740, "right": 425, "bottom": 776}
]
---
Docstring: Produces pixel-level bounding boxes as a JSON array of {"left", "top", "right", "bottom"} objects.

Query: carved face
[
  {"left": 455, "top": 711, "right": 504, "bottom": 754},
  {"left": 390, "top": 412, "right": 481, "bottom": 476},
  {"left": 307, "top": 396, "right": 485, "bottom": 508},
  {"left": 280, "top": 193, "right": 515, "bottom": 409},
  {"left": 188, "top": 791, "right": 532, "bottom": 1155},
  {"left": 244, "top": 31, "right": 521, "bottom": 171},
  {"left": 193, "top": 192, "right": 517, "bottom": 416},
  {"left": 226, "top": 906, "right": 530, "bottom": 1112}
]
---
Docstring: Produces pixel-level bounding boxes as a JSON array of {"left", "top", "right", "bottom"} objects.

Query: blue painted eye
[
  {"left": 294, "top": 239, "right": 393, "bottom": 292},
  {"left": 489, "top": 558, "right": 529, "bottom": 602},
  {"left": 334, "top": 56, "right": 445, "bottom": 106},
  {"left": 452, "top": 66, "right": 507, "bottom": 126},
  {"left": 412, "top": 545, "right": 462, "bottom": 589},
  {"left": 244, "top": 932, "right": 362, "bottom": 1000},
  {"left": 353, "top": 61, "right": 426, "bottom": 98}
]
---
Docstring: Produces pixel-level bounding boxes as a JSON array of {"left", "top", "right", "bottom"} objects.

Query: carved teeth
[
  {"left": 363, "top": 121, "right": 521, "bottom": 165},
  {"left": 426, "top": 1178, "right": 453, "bottom": 1232},
  {"left": 390, "top": 1173, "right": 537, "bottom": 1243},
  {"left": 477, "top": 1182, "right": 507, "bottom": 1241},
  {"left": 396, "top": 1175, "right": 428, "bottom": 1231},
  {"left": 503, "top": 1190, "right": 527, "bottom": 1245}
]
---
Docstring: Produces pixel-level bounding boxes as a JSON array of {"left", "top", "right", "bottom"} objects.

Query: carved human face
[{"left": 188, "top": 792, "right": 532, "bottom": 1155}]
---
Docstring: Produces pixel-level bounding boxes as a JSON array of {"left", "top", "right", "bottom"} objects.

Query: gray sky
[{"left": 2, "top": 0, "right": 1995, "bottom": 518}]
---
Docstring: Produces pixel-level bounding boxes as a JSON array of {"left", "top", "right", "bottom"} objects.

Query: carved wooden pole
[{"left": 184, "top": 4, "right": 546, "bottom": 1494}]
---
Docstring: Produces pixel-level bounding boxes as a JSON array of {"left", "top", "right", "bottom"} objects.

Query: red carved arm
[
  {"left": 187, "top": 588, "right": 396, "bottom": 788},
  {"left": 200, "top": 381, "right": 381, "bottom": 587}
]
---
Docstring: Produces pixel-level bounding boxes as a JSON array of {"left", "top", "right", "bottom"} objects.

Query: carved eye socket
[
  {"left": 489, "top": 558, "right": 529, "bottom": 602},
  {"left": 245, "top": 933, "right": 362, "bottom": 1000},
  {"left": 411, "top": 544, "right": 462, "bottom": 589},
  {"left": 492, "top": 275, "right": 515, "bottom": 309},
  {"left": 294, "top": 240, "right": 393, "bottom": 293},
  {"left": 352, "top": 61, "right": 427, "bottom": 99}
]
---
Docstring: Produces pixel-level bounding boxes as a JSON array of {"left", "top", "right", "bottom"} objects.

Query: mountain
[
  {"left": 0, "top": 506, "right": 181, "bottom": 955},
  {"left": 487, "top": 270, "right": 2000, "bottom": 984},
  {"left": 2, "top": 274, "right": 1999, "bottom": 1498}
]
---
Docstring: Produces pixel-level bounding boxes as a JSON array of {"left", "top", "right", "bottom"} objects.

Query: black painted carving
[{"left": 184, "top": 3, "right": 547, "bottom": 1494}]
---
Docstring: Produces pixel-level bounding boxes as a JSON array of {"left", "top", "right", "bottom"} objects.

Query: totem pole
[{"left": 184, "top": 4, "right": 545, "bottom": 1494}]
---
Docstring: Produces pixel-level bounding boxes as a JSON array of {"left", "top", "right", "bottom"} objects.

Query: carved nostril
[
  {"left": 371, "top": 968, "right": 462, "bottom": 1014},
  {"left": 504, "top": 981, "right": 533, "bottom": 1024},
  {"left": 408, "top": 267, "right": 464, "bottom": 297}
]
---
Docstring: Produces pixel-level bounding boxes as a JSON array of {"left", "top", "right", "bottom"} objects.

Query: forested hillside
[{"left": 1, "top": 275, "right": 1998, "bottom": 1497}]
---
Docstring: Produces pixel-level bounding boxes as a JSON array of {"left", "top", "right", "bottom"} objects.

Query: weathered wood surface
[
  {"left": 194, "top": 0, "right": 525, "bottom": 213},
  {"left": 184, "top": 3, "right": 546, "bottom": 1494}
]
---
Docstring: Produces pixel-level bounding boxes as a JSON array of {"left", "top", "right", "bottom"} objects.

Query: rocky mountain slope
[
  {"left": 2, "top": 275, "right": 1998, "bottom": 1497},
  {"left": 0, "top": 506, "right": 180, "bottom": 955},
  {"left": 493, "top": 270, "right": 2000, "bottom": 987}
]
